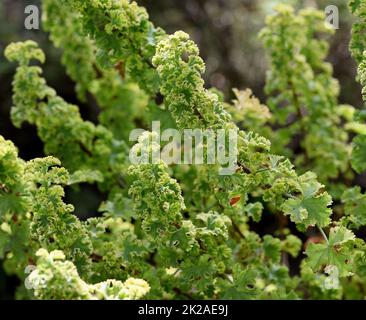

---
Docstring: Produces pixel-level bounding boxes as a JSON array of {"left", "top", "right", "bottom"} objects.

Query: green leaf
[
  {"left": 341, "top": 187, "right": 366, "bottom": 229},
  {"left": 217, "top": 265, "right": 258, "bottom": 299},
  {"left": 305, "top": 226, "right": 356, "bottom": 277},
  {"left": 282, "top": 235, "right": 302, "bottom": 258},
  {"left": 263, "top": 235, "right": 282, "bottom": 263},
  {"left": 282, "top": 173, "right": 332, "bottom": 228},
  {"left": 351, "top": 135, "right": 366, "bottom": 173},
  {"left": 68, "top": 170, "right": 104, "bottom": 185},
  {"left": 245, "top": 202, "right": 263, "bottom": 222}
]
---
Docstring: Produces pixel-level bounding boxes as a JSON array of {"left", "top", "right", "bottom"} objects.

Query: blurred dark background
[{"left": 0, "top": 0, "right": 363, "bottom": 299}]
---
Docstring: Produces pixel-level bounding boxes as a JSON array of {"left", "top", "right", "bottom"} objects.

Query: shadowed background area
[{"left": 0, "top": 0, "right": 363, "bottom": 299}]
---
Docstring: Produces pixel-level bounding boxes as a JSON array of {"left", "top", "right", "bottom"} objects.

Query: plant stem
[{"left": 317, "top": 226, "right": 329, "bottom": 244}]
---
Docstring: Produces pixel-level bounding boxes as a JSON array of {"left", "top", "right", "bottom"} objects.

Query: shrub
[{"left": 1, "top": 0, "right": 366, "bottom": 300}]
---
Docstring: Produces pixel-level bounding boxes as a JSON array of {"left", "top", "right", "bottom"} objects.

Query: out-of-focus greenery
[{"left": 139, "top": 0, "right": 361, "bottom": 106}]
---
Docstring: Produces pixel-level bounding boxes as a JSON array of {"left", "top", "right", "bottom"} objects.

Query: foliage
[
  {"left": 1, "top": 0, "right": 366, "bottom": 300},
  {"left": 260, "top": 5, "right": 353, "bottom": 194},
  {"left": 29, "top": 249, "right": 150, "bottom": 300},
  {"left": 349, "top": 0, "right": 366, "bottom": 174}
]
